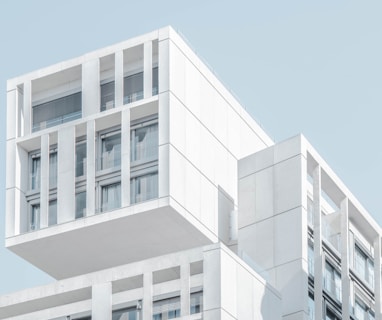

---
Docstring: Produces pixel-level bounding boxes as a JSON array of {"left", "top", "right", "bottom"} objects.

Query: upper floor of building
[{"left": 5, "top": 27, "right": 273, "bottom": 279}]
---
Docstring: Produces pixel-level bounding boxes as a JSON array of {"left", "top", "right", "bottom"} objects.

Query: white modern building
[{"left": 2, "top": 26, "right": 381, "bottom": 320}]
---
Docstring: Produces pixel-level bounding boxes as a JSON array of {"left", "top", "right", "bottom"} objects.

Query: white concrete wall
[
  {"left": 238, "top": 135, "right": 308, "bottom": 319},
  {"left": 164, "top": 30, "right": 273, "bottom": 248},
  {"left": 203, "top": 243, "right": 282, "bottom": 320}
]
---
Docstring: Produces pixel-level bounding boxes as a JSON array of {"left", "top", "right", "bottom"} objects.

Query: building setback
[{"left": 2, "top": 26, "right": 381, "bottom": 320}]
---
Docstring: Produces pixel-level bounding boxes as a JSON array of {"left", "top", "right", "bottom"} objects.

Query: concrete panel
[
  {"left": 221, "top": 250, "right": 237, "bottom": 318},
  {"left": 169, "top": 146, "right": 185, "bottom": 207},
  {"left": 273, "top": 135, "right": 302, "bottom": 164},
  {"left": 121, "top": 109, "right": 130, "bottom": 207},
  {"left": 58, "top": 126, "right": 75, "bottom": 223},
  {"left": 255, "top": 167, "right": 274, "bottom": 223},
  {"left": 23, "top": 80, "right": 32, "bottom": 135},
  {"left": 7, "top": 89, "right": 17, "bottom": 140},
  {"left": 158, "top": 144, "right": 169, "bottom": 198},
  {"left": 203, "top": 248, "right": 221, "bottom": 311},
  {"left": 144, "top": 41, "right": 153, "bottom": 99},
  {"left": 274, "top": 259, "right": 307, "bottom": 317},
  {"left": 238, "top": 173, "right": 256, "bottom": 229},
  {"left": 198, "top": 76, "right": 214, "bottom": 135},
  {"left": 158, "top": 38, "right": 169, "bottom": 93},
  {"left": 40, "top": 134, "right": 49, "bottom": 228},
  {"left": 158, "top": 91, "right": 169, "bottom": 146},
  {"left": 82, "top": 59, "right": 100, "bottom": 117},
  {"left": 273, "top": 156, "right": 303, "bottom": 215},
  {"left": 6, "top": 139, "right": 16, "bottom": 189},
  {"left": 184, "top": 57, "right": 201, "bottom": 120},
  {"left": 92, "top": 282, "right": 111, "bottom": 320},
  {"left": 169, "top": 41, "right": 185, "bottom": 103},
  {"left": 262, "top": 287, "right": 282, "bottom": 320},
  {"left": 239, "top": 219, "right": 274, "bottom": 272},
  {"left": 237, "top": 265, "right": 254, "bottom": 320},
  {"left": 274, "top": 208, "right": 304, "bottom": 267},
  {"left": 115, "top": 51, "right": 124, "bottom": 107},
  {"left": 200, "top": 175, "right": 217, "bottom": 235},
  {"left": 213, "top": 91, "right": 228, "bottom": 148},
  {"left": 5, "top": 188, "right": 16, "bottom": 237},
  {"left": 185, "top": 109, "right": 201, "bottom": 170},
  {"left": 184, "top": 159, "right": 201, "bottom": 220},
  {"left": 169, "top": 93, "right": 186, "bottom": 155},
  {"left": 218, "top": 188, "right": 234, "bottom": 245},
  {"left": 227, "top": 106, "right": 240, "bottom": 158},
  {"left": 199, "top": 125, "right": 216, "bottom": 182},
  {"left": 86, "top": 120, "right": 96, "bottom": 216}
]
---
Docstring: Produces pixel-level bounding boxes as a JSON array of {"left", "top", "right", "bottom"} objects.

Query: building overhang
[{"left": 6, "top": 196, "right": 216, "bottom": 279}]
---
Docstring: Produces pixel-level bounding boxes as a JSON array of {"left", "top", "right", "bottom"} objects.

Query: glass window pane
[
  {"left": 131, "top": 123, "right": 158, "bottom": 163},
  {"left": 76, "top": 192, "right": 86, "bottom": 219},
  {"left": 124, "top": 72, "right": 143, "bottom": 104},
  {"left": 101, "top": 183, "right": 121, "bottom": 212},
  {"left": 48, "top": 200, "right": 57, "bottom": 226},
  {"left": 32, "top": 92, "right": 82, "bottom": 132},
  {"left": 31, "top": 156, "right": 41, "bottom": 190},
  {"left": 101, "top": 133, "right": 121, "bottom": 170},
  {"left": 152, "top": 67, "right": 158, "bottom": 96},
  {"left": 131, "top": 173, "right": 158, "bottom": 204},
  {"left": 190, "top": 291, "right": 203, "bottom": 314},
  {"left": 49, "top": 151, "right": 58, "bottom": 188},
  {"left": 76, "top": 142, "right": 87, "bottom": 177},
  {"left": 29, "top": 204, "right": 40, "bottom": 231},
  {"left": 101, "top": 81, "right": 115, "bottom": 111}
]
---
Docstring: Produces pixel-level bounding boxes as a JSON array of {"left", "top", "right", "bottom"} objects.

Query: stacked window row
[{"left": 26, "top": 117, "right": 158, "bottom": 232}]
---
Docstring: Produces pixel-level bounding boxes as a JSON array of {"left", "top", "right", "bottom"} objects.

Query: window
[
  {"left": 324, "top": 261, "right": 342, "bottom": 302},
  {"left": 100, "top": 131, "right": 121, "bottom": 171},
  {"left": 307, "top": 196, "right": 314, "bottom": 226},
  {"left": 130, "top": 122, "right": 158, "bottom": 164},
  {"left": 354, "top": 245, "right": 374, "bottom": 288},
  {"left": 75, "top": 191, "right": 86, "bottom": 219},
  {"left": 326, "top": 308, "right": 341, "bottom": 320},
  {"left": 30, "top": 154, "right": 41, "bottom": 190},
  {"left": 130, "top": 117, "right": 158, "bottom": 205},
  {"left": 152, "top": 66, "right": 159, "bottom": 95},
  {"left": 124, "top": 72, "right": 143, "bottom": 104},
  {"left": 308, "top": 244, "right": 314, "bottom": 277},
  {"left": 190, "top": 291, "right": 203, "bottom": 314},
  {"left": 112, "top": 307, "right": 138, "bottom": 320},
  {"left": 76, "top": 141, "right": 87, "bottom": 177},
  {"left": 100, "top": 81, "right": 115, "bottom": 111},
  {"left": 32, "top": 91, "right": 82, "bottom": 132},
  {"left": 153, "top": 296, "right": 180, "bottom": 320},
  {"left": 29, "top": 203, "right": 40, "bottom": 231},
  {"left": 49, "top": 150, "right": 58, "bottom": 188},
  {"left": 308, "top": 294, "right": 314, "bottom": 320},
  {"left": 354, "top": 299, "right": 375, "bottom": 320},
  {"left": 48, "top": 200, "right": 57, "bottom": 226},
  {"left": 130, "top": 172, "right": 158, "bottom": 204},
  {"left": 101, "top": 182, "right": 121, "bottom": 212}
]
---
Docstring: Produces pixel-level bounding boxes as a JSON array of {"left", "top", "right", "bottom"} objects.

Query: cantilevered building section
[{"left": 2, "top": 26, "right": 381, "bottom": 320}]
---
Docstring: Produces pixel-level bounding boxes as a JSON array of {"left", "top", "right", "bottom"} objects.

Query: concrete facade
[{"left": 2, "top": 26, "right": 381, "bottom": 319}]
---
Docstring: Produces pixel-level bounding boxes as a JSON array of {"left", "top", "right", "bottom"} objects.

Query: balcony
[{"left": 32, "top": 92, "right": 82, "bottom": 132}]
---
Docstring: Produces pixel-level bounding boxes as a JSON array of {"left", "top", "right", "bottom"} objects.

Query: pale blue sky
[{"left": 0, "top": 0, "right": 381, "bottom": 294}]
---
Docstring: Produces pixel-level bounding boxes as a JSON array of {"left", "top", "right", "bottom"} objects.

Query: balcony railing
[{"left": 32, "top": 110, "right": 82, "bottom": 132}]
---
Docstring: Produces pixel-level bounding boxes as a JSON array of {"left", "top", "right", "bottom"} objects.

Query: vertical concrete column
[
  {"left": 58, "top": 126, "right": 75, "bottom": 223},
  {"left": 340, "top": 198, "right": 350, "bottom": 319},
  {"left": 6, "top": 89, "right": 17, "bottom": 140},
  {"left": 82, "top": 59, "right": 100, "bottom": 117},
  {"left": 144, "top": 41, "right": 153, "bottom": 99},
  {"left": 86, "top": 120, "right": 96, "bottom": 216},
  {"left": 23, "top": 80, "right": 31, "bottom": 134},
  {"left": 92, "top": 282, "right": 112, "bottom": 320},
  {"left": 313, "top": 165, "right": 323, "bottom": 320},
  {"left": 374, "top": 237, "right": 382, "bottom": 320},
  {"left": 158, "top": 37, "right": 170, "bottom": 94},
  {"left": 115, "top": 50, "right": 124, "bottom": 107},
  {"left": 142, "top": 272, "right": 153, "bottom": 320},
  {"left": 121, "top": 109, "right": 130, "bottom": 207},
  {"left": 40, "top": 134, "right": 50, "bottom": 228},
  {"left": 180, "top": 262, "right": 190, "bottom": 317}
]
